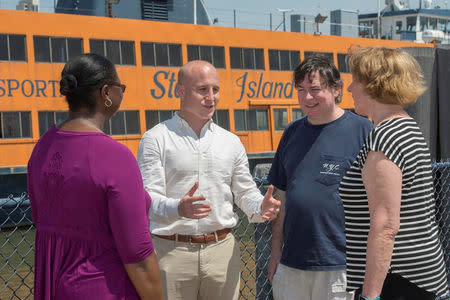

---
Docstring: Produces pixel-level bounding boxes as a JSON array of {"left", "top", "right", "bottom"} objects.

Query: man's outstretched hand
[
  {"left": 178, "top": 182, "right": 211, "bottom": 219},
  {"left": 261, "top": 185, "right": 281, "bottom": 221}
]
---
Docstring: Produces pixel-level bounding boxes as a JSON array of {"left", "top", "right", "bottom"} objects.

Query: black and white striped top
[{"left": 339, "top": 117, "right": 449, "bottom": 296}]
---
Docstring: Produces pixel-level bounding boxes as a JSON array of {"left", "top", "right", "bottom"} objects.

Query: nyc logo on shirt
[{"left": 320, "top": 163, "right": 340, "bottom": 176}]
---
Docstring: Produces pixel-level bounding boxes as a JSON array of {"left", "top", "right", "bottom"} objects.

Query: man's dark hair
[
  {"left": 60, "top": 53, "right": 117, "bottom": 113},
  {"left": 293, "top": 54, "right": 343, "bottom": 103}
]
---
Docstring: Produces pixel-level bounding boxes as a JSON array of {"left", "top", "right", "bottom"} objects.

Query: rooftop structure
[
  {"left": 290, "top": 14, "right": 316, "bottom": 34},
  {"left": 330, "top": 9, "right": 359, "bottom": 37},
  {"left": 55, "top": 0, "right": 212, "bottom": 24},
  {"left": 16, "top": 0, "right": 38, "bottom": 11},
  {"left": 359, "top": 0, "right": 450, "bottom": 43}
]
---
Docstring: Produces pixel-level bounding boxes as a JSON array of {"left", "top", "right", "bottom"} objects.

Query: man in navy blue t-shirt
[{"left": 268, "top": 55, "right": 373, "bottom": 300}]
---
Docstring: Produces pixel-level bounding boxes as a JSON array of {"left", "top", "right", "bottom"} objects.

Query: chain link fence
[
  {"left": 0, "top": 192, "right": 34, "bottom": 299},
  {"left": 0, "top": 161, "right": 449, "bottom": 300},
  {"left": 433, "top": 161, "right": 450, "bottom": 299}
]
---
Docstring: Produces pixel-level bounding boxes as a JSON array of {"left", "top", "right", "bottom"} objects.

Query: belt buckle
[{"left": 202, "top": 233, "right": 207, "bottom": 243}]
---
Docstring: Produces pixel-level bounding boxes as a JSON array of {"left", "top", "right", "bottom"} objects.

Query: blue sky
[
  {"left": 0, "top": 0, "right": 439, "bottom": 14},
  {"left": 0, "top": 0, "right": 447, "bottom": 31}
]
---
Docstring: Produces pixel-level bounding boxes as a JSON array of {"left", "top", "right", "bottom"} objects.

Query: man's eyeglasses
[{"left": 105, "top": 81, "right": 126, "bottom": 93}]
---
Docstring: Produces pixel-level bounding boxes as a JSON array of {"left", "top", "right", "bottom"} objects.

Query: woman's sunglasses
[{"left": 105, "top": 81, "right": 126, "bottom": 93}]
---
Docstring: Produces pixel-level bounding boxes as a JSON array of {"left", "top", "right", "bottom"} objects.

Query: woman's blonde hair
[{"left": 347, "top": 46, "right": 427, "bottom": 106}]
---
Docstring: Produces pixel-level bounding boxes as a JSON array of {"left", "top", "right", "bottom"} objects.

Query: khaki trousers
[
  {"left": 153, "top": 233, "right": 240, "bottom": 300},
  {"left": 272, "top": 263, "right": 352, "bottom": 300}
]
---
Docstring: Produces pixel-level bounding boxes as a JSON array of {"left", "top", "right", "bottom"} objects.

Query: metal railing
[
  {"left": 0, "top": 2, "right": 371, "bottom": 35},
  {"left": 0, "top": 161, "right": 449, "bottom": 299}
]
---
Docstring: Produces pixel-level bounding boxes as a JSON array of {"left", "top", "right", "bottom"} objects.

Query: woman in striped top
[{"left": 339, "top": 47, "right": 449, "bottom": 300}]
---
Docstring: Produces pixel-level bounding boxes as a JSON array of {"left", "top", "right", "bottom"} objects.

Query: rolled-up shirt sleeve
[
  {"left": 231, "top": 142, "right": 265, "bottom": 223},
  {"left": 137, "top": 131, "right": 180, "bottom": 223}
]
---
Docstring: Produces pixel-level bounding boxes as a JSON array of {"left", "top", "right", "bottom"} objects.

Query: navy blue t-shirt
[{"left": 268, "top": 111, "right": 373, "bottom": 270}]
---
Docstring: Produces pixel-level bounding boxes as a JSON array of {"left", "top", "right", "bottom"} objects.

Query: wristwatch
[{"left": 359, "top": 294, "right": 380, "bottom": 300}]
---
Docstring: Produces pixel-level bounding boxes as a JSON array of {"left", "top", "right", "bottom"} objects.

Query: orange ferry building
[{"left": 0, "top": 9, "right": 426, "bottom": 182}]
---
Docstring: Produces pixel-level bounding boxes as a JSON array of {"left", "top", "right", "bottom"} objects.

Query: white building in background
[
  {"left": 16, "top": 0, "right": 39, "bottom": 11},
  {"left": 358, "top": 0, "right": 450, "bottom": 43},
  {"left": 290, "top": 14, "right": 316, "bottom": 34},
  {"left": 330, "top": 9, "right": 359, "bottom": 37}
]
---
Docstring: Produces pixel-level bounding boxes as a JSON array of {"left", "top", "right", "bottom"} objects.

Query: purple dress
[{"left": 27, "top": 126, "right": 154, "bottom": 300}]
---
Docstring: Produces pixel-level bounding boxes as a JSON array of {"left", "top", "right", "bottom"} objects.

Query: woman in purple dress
[{"left": 27, "top": 53, "right": 162, "bottom": 300}]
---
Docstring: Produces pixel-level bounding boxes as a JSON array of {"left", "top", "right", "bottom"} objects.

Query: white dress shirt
[{"left": 137, "top": 113, "right": 264, "bottom": 235}]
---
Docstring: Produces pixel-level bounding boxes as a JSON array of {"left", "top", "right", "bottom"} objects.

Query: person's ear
[
  {"left": 332, "top": 86, "right": 341, "bottom": 99},
  {"left": 100, "top": 84, "right": 109, "bottom": 100},
  {"left": 177, "top": 84, "right": 184, "bottom": 98}
]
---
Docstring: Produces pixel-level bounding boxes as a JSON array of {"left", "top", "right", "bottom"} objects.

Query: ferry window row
[
  {"left": 37, "top": 110, "right": 141, "bottom": 136},
  {"left": 0, "top": 34, "right": 27, "bottom": 61},
  {"left": 187, "top": 45, "right": 225, "bottom": 69},
  {"left": 0, "top": 34, "right": 347, "bottom": 72},
  {"left": 38, "top": 111, "right": 68, "bottom": 136},
  {"left": 269, "top": 49, "right": 300, "bottom": 71},
  {"left": 141, "top": 42, "right": 181, "bottom": 67},
  {"left": 143, "top": 108, "right": 301, "bottom": 132},
  {"left": 230, "top": 47, "right": 265, "bottom": 70},
  {"left": 35, "top": 110, "right": 231, "bottom": 137},
  {"left": 90, "top": 39, "right": 136, "bottom": 65},
  {"left": 337, "top": 54, "right": 348, "bottom": 73},
  {"left": 34, "top": 36, "right": 83, "bottom": 63},
  {"left": 103, "top": 110, "right": 140, "bottom": 135},
  {"left": 304, "top": 51, "right": 334, "bottom": 63},
  {"left": 273, "top": 108, "right": 306, "bottom": 130},
  {"left": 273, "top": 109, "right": 288, "bottom": 130},
  {"left": 292, "top": 108, "right": 305, "bottom": 120},
  {"left": 0, "top": 111, "right": 31, "bottom": 138},
  {"left": 234, "top": 109, "right": 268, "bottom": 131},
  {"left": 145, "top": 110, "right": 230, "bottom": 131},
  {"left": 234, "top": 108, "right": 304, "bottom": 132},
  {"left": 1, "top": 108, "right": 306, "bottom": 140}
]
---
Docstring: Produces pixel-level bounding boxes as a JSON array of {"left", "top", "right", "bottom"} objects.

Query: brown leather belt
[{"left": 154, "top": 228, "right": 231, "bottom": 244}]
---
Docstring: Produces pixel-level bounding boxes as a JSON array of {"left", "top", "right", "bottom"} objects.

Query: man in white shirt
[{"left": 137, "top": 60, "right": 280, "bottom": 300}]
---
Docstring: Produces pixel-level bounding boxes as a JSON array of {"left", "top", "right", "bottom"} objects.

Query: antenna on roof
[
  {"left": 314, "top": 13, "right": 327, "bottom": 35},
  {"left": 105, "top": 0, "right": 119, "bottom": 17}
]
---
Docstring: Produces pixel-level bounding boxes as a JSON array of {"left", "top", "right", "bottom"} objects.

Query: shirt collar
[{"left": 173, "top": 112, "right": 215, "bottom": 134}]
